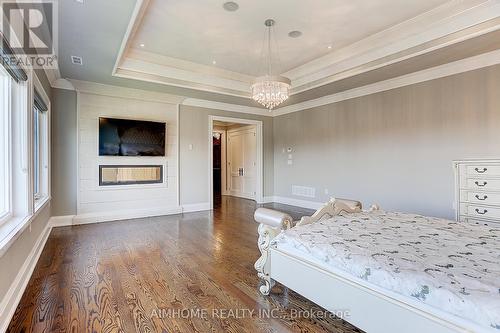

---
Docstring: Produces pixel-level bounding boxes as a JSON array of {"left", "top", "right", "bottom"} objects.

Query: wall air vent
[
  {"left": 71, "top": 56, "right": 83, "bottom": 65},
  {"left": 292, "top": 185, "right": 316, "bottom": 198}
]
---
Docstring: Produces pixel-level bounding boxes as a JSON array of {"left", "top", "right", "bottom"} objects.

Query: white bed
[{"left": 254, "top": 199, "right": 500, "bottom": 333}]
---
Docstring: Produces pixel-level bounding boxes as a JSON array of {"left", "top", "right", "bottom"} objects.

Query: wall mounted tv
[{"left": 99, "top": 117, "right": 166, "bottom": 156}]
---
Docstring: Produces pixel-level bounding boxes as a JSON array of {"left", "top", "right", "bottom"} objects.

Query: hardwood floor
[{"left": 7, "top": 196, "right": 363, "bottom": 333}]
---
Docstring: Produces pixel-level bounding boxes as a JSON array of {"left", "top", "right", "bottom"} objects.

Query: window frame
[
  {"left": 0, "top": 67, "right": 13, "bottom": 224},
  {"left": 32, "top": 74, "right": 50, "bottom": 212}
]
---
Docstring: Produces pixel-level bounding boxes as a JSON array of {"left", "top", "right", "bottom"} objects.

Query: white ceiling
[{"left": 132, "top": 0, "right": 449, "bottom": 77}]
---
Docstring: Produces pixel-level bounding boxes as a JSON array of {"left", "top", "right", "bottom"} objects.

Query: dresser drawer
[
  {"left": 459, "top": 215, "right": 500, "bottom": 225},
  {"left": 460, "top": 190, "right": 500, "bottom": 205},
  {"left": 461, "top": 204, "right": 500, "bottom": 220},
  {"left": 464, "top": 164, "right": 500, "bottom": 177},
  {"left": 464, "top": 178, "right": 500, "bottom": 190}
]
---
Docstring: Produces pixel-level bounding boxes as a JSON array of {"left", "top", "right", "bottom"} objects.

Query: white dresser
[{"left": 455, "top": 160, "right": 500, "bottom": 225}]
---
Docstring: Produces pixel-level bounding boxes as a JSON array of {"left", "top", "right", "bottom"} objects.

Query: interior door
[
  {"left": 228, "top": 127, "right": 256, "bottom": 200},
  {"left": 228, "top": 131, "right": 244, "bottom": 195}
]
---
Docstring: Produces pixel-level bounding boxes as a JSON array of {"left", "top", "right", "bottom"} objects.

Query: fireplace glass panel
[{"left": 99, "top": 165, "right": 163, "bottom": 186}]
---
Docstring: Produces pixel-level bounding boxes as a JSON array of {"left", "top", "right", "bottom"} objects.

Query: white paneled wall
[{"left": 77, "top": 93, "right": 179, "bottom": 217}]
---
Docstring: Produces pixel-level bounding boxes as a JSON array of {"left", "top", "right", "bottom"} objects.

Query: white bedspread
[{"left": 273, "top": 210, "right": 500, "bottom": 331}]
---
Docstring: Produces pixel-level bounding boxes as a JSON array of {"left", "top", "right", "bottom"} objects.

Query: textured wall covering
[
  {"left": 179, "top": 105, "right": 273, "bottom": 205},
  {"left": 273, "top": 64, "right": 500, "bottom": 219}
]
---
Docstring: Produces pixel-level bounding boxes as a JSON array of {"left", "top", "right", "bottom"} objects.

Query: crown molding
[
  {"left": 112, "top": 0, "right": 252, "bottom": 97},
  {"left": 111, "top": 0, "right": 500, "bottom": 101},
  {"left": 52, "top": 78, "right": 75, "bottom": 91},
  {"left": 274, "top": 48, "right": 500, "bottom": 116},
  {"left": 116, "top": 57, "right": 251, "bottom": 97},
  {"left": 128, "top": 48, "right": 254, "bottom": 83},
  {"left": 287, "top": 0, "right": 500, "bottom": 93},
  {"left": 67, "top": 48, "right": 500, "bottom": 117},
  {"left": 182, "top": 98, "right": 270, "bottom": 117},
  {"left": 69, "top": 79, "right": 186, "bottom": 104},
  {"left": 112, "top": 0, "right": 150, "bottom": 75}
]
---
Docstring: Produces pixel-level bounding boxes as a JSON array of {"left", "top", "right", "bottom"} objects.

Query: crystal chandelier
[{"left": 251, "top": 19, "right": 291, "bottom": 110}]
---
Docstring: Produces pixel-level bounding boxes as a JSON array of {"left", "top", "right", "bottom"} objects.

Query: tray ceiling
[
  {"left": 131, "top": 0, "right": 449, "bottom": 76},
  {"left": 56, "top": 0, "right": 500, "bottom": 111}
]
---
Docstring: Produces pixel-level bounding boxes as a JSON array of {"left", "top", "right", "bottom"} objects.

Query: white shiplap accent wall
[{"left": 77, "top": 93, "right": 179, "bottom": 219}]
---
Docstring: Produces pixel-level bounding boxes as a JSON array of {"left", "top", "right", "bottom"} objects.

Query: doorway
[{"left": 208, "top": 116, "right": 263, "bottom": 209}]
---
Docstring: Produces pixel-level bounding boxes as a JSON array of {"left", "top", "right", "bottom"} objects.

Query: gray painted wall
[
  {"left": 51, "top": 88, "right": 78, "bottom": 216},
  {"left": 0, "top": 205, "right": 51, "bottom": 302},
  {"left": 179, "top": 105, "right": 274, "bottom": 204},
  {"left": 274, "top": 64, "right": 500, "bottom": 219}
]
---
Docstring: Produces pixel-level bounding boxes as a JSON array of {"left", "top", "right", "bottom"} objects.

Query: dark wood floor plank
[{"left": 7, "top": 196, "right": 362, "bottom": 333}]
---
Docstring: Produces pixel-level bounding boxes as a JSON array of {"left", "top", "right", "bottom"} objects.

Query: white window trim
[
  {"left": 0, "top": 69, "right": 52, "bottom": 255},
  {"left": 0, "top": 67, "right": 12, "bottom": 225},
  {"left": 32, "top": 73, "right": 51, "bottom": 213}
]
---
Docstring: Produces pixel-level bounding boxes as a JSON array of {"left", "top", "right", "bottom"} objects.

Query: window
[
  {"left": 0, "top": 67, "right": 12, "bottom": 223},
  {"left": 33, "top": 104, "right": 41, "bottom": 198},
  {"left": 33, "top": 88, "right": 49, "bottom": 205}
]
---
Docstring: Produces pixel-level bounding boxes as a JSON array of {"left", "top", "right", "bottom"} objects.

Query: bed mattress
[{"left": 272, "top": 210, "right": 500, "bottom": 331}]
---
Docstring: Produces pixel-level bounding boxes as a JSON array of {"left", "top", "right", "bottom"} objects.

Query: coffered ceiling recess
[{"left": 109, "top": 0, "right": 500, "bottom": 107}]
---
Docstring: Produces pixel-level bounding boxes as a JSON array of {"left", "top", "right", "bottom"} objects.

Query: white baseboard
[
  {"left": 269, "top": 196, "right": 324, "bottom": 210},
  {"left": 72, "top": 206, "right": 183, "bottom": 225},
  {"left": 182, "top": 202, "right": 211, "bottom": 213},
  {"left": 49, "top": 204, "right": 215, "bottom": 229},
  {"left": 259, "top": 196, "right": 275, "bottom": 204},
  {"left": 50, "top": 215, "right": 75, "bottom": 227},
  {"left": 0, "top": 221, "right": 52, "bottom": 333}
]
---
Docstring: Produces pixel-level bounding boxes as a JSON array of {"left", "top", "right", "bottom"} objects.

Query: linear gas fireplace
[{"left": 99, "top": 165, "right": 163, "bottom": 186}]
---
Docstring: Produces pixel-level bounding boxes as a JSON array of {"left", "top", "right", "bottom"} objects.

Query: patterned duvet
[{"left": 273, "top": 210, "right": 500, "bottom": 330}]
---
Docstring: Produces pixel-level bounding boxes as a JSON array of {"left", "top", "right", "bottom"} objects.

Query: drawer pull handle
[
  {"left": 475, "top": 194, "right": 488, "bottom": 201},
  {"left": 475, "top": 208, "right": 488, "bottom": 215},
  {"left": 475, "top": 167, "right": 488, "bottom": 173},
  {"left": 475, "top": 181, "right": 488, "bottom": 187}
]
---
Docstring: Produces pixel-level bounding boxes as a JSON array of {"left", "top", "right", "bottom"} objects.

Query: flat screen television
[{"left": 99, "top": 117, "right": 166, "bottom": 156}]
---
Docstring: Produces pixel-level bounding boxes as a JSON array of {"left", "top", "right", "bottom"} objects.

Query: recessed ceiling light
[
  {"left": 75, "top": 0, "right": 84, "bottom": 3},
  {"left": 71, "top": 55, "right": 83, "bottom": 65},
  {"left": 212, "top": 60, "right": 217, "bottom": 65},
  {"left": 140, "top": 43, "right": 145, "bottom": 48},
  {"left": 327, "top": 45, "right": 332, "bottom": 49},
  {"left": 223, "top": 1, "right": 239, "bottom": 12},
  {"left": 288, "top": 30, "right": 302, "bottom": 38}
]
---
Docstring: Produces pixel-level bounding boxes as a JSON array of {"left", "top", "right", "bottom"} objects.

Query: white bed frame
[{"left": 254, "top": 198, "right": 492, "bottom": 333}]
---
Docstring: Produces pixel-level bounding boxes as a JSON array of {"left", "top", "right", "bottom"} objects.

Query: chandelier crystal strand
[{"left": 251, "top": 19, "right": 290, "bottom": 110}]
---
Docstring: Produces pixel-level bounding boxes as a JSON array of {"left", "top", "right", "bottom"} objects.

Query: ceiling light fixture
[
  {"left": 251, "top": 19, "right": 290, "bottom": 111},
  {"left": 288, "top": 30, "right": 302, "bottom": 38},
  {"left": 223, "top": 1, "right": 239, "bottom": 12},
  {"left": 140, "top": 43, "right": 145, "bottom": 48},
  {"left": 212, "top": 60, "right": 217, "bottom": 65},
  {"left": 327, "top": 45, "right": 332, "bottom": 49}
]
